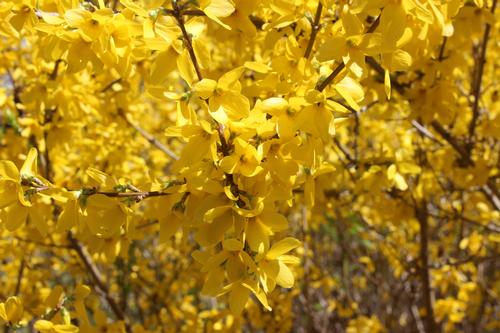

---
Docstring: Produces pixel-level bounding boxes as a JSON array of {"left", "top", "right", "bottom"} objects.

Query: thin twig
[
  {"left": 172, "top": 1, "right": 203, "bottom": 81},
  {"left": 14, "top": 237, "right": 72, "bottom": 249},
  {"left": 13, "top": 259, "right": 25, "bottom": 296},
  {"left": 467, "top": 0, "right": 497, "bottom": 145},
  {"left": 415, "top": 203, "right": 437, "bottom": 333},
  {"left": 366, "top": 56, "right": 499, "bottom": 211},
  {"left": 118, "top": 109, "right": 179, "bottom": 161},
  {"left": 316, "top": 16, "right": 380, "bottom": 92},
  {"left": 333, "top": 137, "right": 356, "bottom": 165},
  {"left": 304, "top": 2, "right": 323, "bottom": 59},
  {"left": 68, "top": 232, "right": 131, "bottom": 332},
  {"left": 411, "top": 120, "right": 441, "bottom": 144},
  {"left": 437, "top": 37, "right": 448, "bottom": 61}
]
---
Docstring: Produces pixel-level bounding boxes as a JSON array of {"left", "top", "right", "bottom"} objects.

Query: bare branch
[
  {"left": 304, "top": 2, "right": 323, "bottom": 59},
  {"left": 467, "top": 0, "right": 498, "bottom": 145},
  {"left": 172, "top": 1, "right": 203, "bottom": 81},
  {"left": 68, "top": 233, "right": 131, "bottom": 332},
  {"left": 316, "top": 16, "right": 380, "bottom": 92},
  {"left": 118, "top": 109, "right": 179, "bottom": 161}
]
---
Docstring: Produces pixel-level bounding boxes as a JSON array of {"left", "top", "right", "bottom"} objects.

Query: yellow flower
[
  {"left": 200, "top": 0, "right": 236, "bottom": 29},
  {"left": 0, "top": 148, "right": 49, "bottom": 232},
  {"left": 64, "top": 8, "right": 113, "bottom": 43},
  {"left": 219, "top": 137, "right": 263, "bottom": 177},
  {"left": 193, "top": 67, "right": 250, "bottom": 121},
  {"left": 0, "top": 296, "right": 24, "bottom": 325},
  {"left": 245, "top": 210, "right": 289, "bottom": 252},
  {"left": 256, "top": 237, "right": 301, "bottom": 293}
]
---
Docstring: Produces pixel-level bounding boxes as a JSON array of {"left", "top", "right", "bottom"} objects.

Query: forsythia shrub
[{"left": 0, "top": 0, "right": 498, "bottom": 332}]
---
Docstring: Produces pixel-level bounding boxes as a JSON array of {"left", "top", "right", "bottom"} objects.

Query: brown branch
[
  {"left": 430, "top": 254, "right": 499, "bottom": 269},
  {"left": 467, "top": 0, "right": 498, "bottom": 145},
  {"left": 470, "top": 248, "right": 498, "bottom": 332},
  {"left": 366, "top": 56, "right": 500, "bottom": 211},
  {"left": 304, "top": 1, "right": 323, "bottom": 59},
  {"left": 135, "top": 220, "right": 159, "bottom": 229},
  {"left": 316, "top": 62, "right": 345, "bottom": 92},
  {"left": 13, "top": 259, "right": 25, "bottom": 296},
  {"left": 171, "top": 1, "right": 246, "bottom": 207},
  {"left": 6, "top": 70, "right": 25, "bottom": 117},
  {"left": 31, "top": 179, "right": 181, "bottom": 202},
  {"left": 429, "top": 211, "right": 500, "bottom": 234},
  {"left": 13, "top": 237, "right": 72, "bottom": 249},
  {"left": 481, "top": 183, "right": 500, "bottom": 211},
  {"left": 94, "top": 190, "right": 173, "bottom": 198},
  {"left": 100, "top": 78, "right": 122, "bottom": 93},
  {"left": 67, "top": 232, "right": 131, "bottom": 332},
  {"left": 111, "top": 0, "right": 119, "bottom": 11},
  {"left": 366, "top": 56, "right": 406, "bottom": 95},
  {"left": 172, "top": 1, "right": 203, "bottom": 81},
  {"left": 411, "top": 120, "right": 441, "bottom": 144},
  {"left": 430, "top": 120, "right": 472, "bottom": 166},
  {"left": 162, "top": 8, "right": 205, "bottom": 17},
  {"left": 48, "top": 59, "right": 64, "bottom": 81},
  {"left": 415, "top": 203, "right": 437, "bottom": 333},
  {"left": 316, "top": 16, "right": 380, "bottom": 92},
  {"left": 437, "top": 37, "right": 448, "bottom": 62},
  {"left": 118, "top": 109, "right": 179, "bottom": 161},
  {"left": 333, "top": 137, "right": 355, "bottom": 165}
]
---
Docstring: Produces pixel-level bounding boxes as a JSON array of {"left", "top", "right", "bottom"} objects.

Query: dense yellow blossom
[{"left": 0, "top": 0, "right": 498, "bottom": 332}]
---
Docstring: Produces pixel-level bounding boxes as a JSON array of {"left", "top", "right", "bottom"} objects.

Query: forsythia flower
[
  {"left": 0, "top": 297, "right": 23, "bottom": 326},
  {"left": 0, "top": 0, "right": 497, "bottom": 331},
  {"left": 0, "top": 148, "right": 49, "bottom": 232},
  {"left": 34, "top": 320, "right": 79, "bottom": 333}
]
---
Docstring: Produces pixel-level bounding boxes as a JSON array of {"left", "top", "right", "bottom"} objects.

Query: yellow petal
[
  {"left": 5, "top": 296, "right": 23, "bottom": 324},
  {"left": 194, "top": 79, "right": 217, "bottom": 99},
  {"left": 275, "top": 261, "right": 294, "bottom": 288},
  {"left": 229, "top": 283, "right": 250, "bottom": 315},
  {"left": 202, "top": 0, "right": 235, "bottom": 29},
  {"left": 193, "top": 38, "right": 211, "bottom": 69},
  {"left": 159, "top": 215, "right": 182, "bottom": 243},
  {"left": 20, "top": 148, "right": 38, "bottom": 178},
  {"left": 260, "top": 212, "right": 288, "bottom": 232},
  {"left": 390, "top": 49, "right": 413, "bottom": 72},
  {"left": 384, "top": 69, "right": 391, "bottom": 100},
  {"left": 394, "top": 173, "right": 408, "bottom": 191},
  {"left": 0, "top": 161, "right": 20, "bottom": 180},
  {"left": 3, "top": 203, "right": 29, "bottom": 231},
  {"left": 45, "top": 285, "right": 64, "bottom": 308},
  {"left": 223, "top": 238, "right": 244, "bottom": 251},
  {"left": 317, "top": 36, "right": 346, "bottom": 62},
  {"left": 0, "top": 303, "right": 7, "bottom": 323},
  {"left": 0, "top": 180, "right": 19, "bottom": 208},
  {"left": 53, "top": 324, "right": 79, "bottom": 333},
  {"left": 196, "top": 213, "right": 232, "bottom": 246},
  {"left": 242, "top": 280, "right": 272, "bottom": 311},
  {"left": 149, "top": 48, "right": 178, "bottom": 85},
  {"left": 34, "top": 320, "right": 54, "bottom": 332},
  {"left": 244, "top": 61, "right": 270, "bottom": 74},
  {"left": 56, "top": 200, "right": 79, "bottom": 232},
  {"left": 74, "top": 285, "right": 91, "bottom": 300},
  {"left": 335, "top": 77, "right": 364, "bottom": 111},
  {"left": 219, "top": 155, "right": 239, "bottom": 174},
  {"left": 201, "top": 267, "right": 225, "bottom": 296},
  {"left": 217, "top": 66, "right": 244, "bottom": 90},
  {"left": 266, "top": 237, "right": 301, "bottom": 260},
  {"left": 246, "top": 219, "right": 269, "bottom": 252}
]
